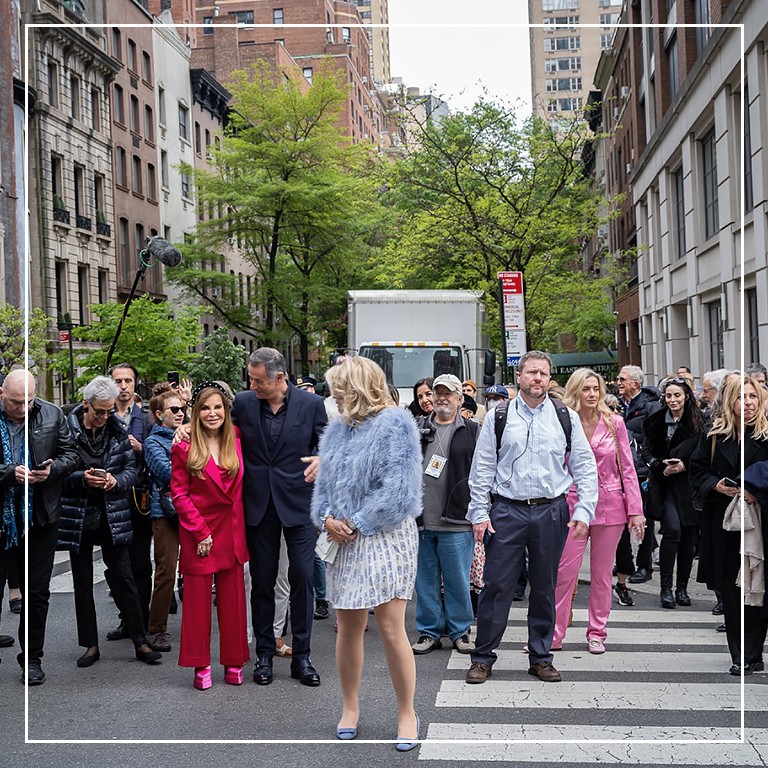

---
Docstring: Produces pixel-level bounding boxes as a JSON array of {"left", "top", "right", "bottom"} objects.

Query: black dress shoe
[
  {"left": 712, "top": 600, "right": 724, "bottom": 615},
  {"left": 729, "top": 663, "right": 753, "bottom": 676},
  {"left": 27, "top": 660, "right": 46, "bottom": 685},
  {"left": 291, "top": 658, "right": 321, "bottom": 687},
  {"left": 716, "top": 623, "right": 727, "bottom": 632},
  {"left": 253, "top": 657, "right": 273, "bottom": 685},
  {"left": 135, "top": 644, "right": 162, "bottom": 664},
  {"left": 629, "top": 568, "right": 652, "bottom": 584},
  {"left": 77, "top": 647, "right": 101, "bottom": 668},
  {"left": 106, "top": 621, "right": 129, "bottom": 641},
  {"left": 0, "top": 634, "right": 15, "bottom": 648},
  {"left": 746, "top": 661, "right": 765, "bottom": 673}
]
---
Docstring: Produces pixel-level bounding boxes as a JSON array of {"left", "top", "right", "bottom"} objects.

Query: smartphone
[
  {"left": 91, "top": 468, "right": 107, "bottom": 478},
  {"left": 723, "top": 477, "right": 739, "bottom": 488},
  {"left": 663, "top": 458, "right": 682, "bottom": 465},
  {"left": 167, "top": 371, "right": 180, "bottom": 387},
  {"left": 34, "top": 458, "right": 53, "bottom": 470}
]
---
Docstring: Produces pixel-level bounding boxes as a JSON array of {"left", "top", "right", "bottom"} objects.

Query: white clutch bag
[{"left": 315, "top": 531, "right": 340, "bottom": 564}]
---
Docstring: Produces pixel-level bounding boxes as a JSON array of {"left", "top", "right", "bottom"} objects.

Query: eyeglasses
[
  {"left": 616, "top": 376, "right": 629, "bottom": 382},
  {"left": 91, "top": 407, "right": 115, "bottom": 417},
  {"left": 167, "top": 405, "right": 185, "bottom": 414}
]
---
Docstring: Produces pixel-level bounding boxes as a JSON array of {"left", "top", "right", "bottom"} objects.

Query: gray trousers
[{"left": 471, "top": 495, "right": 570, "bottom": 667}]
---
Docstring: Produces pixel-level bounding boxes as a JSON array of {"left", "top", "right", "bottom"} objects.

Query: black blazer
[{"left": 232, "top": 384, "right": 327, "bottom": 527}]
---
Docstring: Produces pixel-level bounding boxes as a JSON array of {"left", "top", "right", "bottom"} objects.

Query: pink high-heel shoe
[
  {"left": 224, "top": 665, "right": 244, "bottom": 685},
  {"left": 194, "top": 666, "right": 212, "bottom": 690}
]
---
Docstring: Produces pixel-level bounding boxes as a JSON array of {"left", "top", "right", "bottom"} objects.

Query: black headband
[{"left": 190, "top": 381, "right": 231, "bottom": 407}]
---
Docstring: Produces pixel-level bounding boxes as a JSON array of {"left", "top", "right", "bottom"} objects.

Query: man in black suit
[{"left": 232, "top": 348, "right": 327, "bottom": 687}]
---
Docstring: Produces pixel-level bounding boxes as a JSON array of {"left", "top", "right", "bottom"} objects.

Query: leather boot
[
  {"left": 675, "top": 582, "right": 691, "bottom": 606},
  {"left": 660, "top": 577, "right": 676, "bottom": 609}
]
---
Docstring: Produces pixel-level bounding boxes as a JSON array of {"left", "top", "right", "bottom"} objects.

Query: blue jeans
[{"left": 415, "top": 529, "right": 474, "bottom": 641}]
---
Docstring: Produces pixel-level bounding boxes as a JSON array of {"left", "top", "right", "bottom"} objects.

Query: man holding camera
[{"left": 0, "top": 369, "right": 78, "bottom": 684}]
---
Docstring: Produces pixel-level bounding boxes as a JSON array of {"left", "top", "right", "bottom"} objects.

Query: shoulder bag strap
[{"left": 607, "top": 416, "right": 626, "bottom": 495}]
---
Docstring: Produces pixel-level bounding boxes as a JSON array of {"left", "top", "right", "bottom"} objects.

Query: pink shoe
[
  {"left": 194, "top": 666, "right": 212, "bottom": 690},
  {"left": 224, "top": 665, "right": 244, "bottom": 685}
]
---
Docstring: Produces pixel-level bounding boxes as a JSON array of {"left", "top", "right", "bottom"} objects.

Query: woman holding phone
[
  {"left": 641, "top": 377, "right": 705, "bottom": 609},
  {"left": 60, "top": 376, "right": 162, "bottom": 668}
]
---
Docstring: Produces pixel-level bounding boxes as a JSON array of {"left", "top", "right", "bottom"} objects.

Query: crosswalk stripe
[
  {"left": 565, "top": 607, "right": 721, "bottom": 624},
  {"left": 500, "top": 626, "right": 722, "bottom": 645},
  {"left": 434, "top": 680, "right": 764, "bottom": 711},
  {"left": 49, "top": 557, "right": 108, "bottom": 594},
  {"left": 446, "top": 649, "right": 729, "bottom": 673},
  {"left": 418, "top": 726, "right": 768, "bottom": 764}
]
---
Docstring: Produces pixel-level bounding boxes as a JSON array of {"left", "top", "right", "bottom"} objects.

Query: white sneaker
[{"left": 588, "top": 638, "right": 605, "bottom": 654}]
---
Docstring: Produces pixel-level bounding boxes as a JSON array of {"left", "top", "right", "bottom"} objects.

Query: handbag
[{"left": 315, "top": 531, "right": 340, "bottom": 564}]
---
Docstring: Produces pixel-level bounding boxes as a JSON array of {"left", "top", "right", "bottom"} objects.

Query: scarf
[{"left": 0, "top": 410, "right": 34, "bottom": 549}]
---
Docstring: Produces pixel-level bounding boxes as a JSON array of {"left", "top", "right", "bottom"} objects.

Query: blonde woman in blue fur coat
[{"left": 311, "top": 356, "right": 423, "bottom": 750}]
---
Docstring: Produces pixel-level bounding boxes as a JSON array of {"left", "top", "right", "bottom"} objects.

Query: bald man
[{"left": 0, "top": 370, "right": 78, "bottom": 684}]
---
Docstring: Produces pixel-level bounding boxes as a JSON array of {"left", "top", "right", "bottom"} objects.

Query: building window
[
  {"left": 273, "top": 7, "right": 284, "bottom": 24},
  {"left": 112, "top": 28, "right": 122, "bottom": 61},
  {"left": 158, "top": 87, "right": 166, "bottom": 125},
  {"left": 94, "top": 173, "right": 104, "bottom": 214},
  {"left": 301, "top": 66, "right": 314, "bottom": 84},
  {"left": 132, "top": 155, "right": 142, "bottom": 195},
  {"left": 203, "top": 16, "right": 214, "bottom": 33},
  {"left": 115, "top": 146, "right": 127, "bottom": 187},
  {"left": 77, "top": 265, "right": 89, "bottom": 325},
  {"left": 747, "top": 288, "right": 760, "bottom": 364},
  {"left": 181, "top": 172, "right": 191, "bottom": 199},
  {"left": 342, "top": 27, "right": 351, "bottom": 43},
  {"left": 234, "top": 10, "right": 254, "bottom": 24},
  {"left": 91, "top": 87, "right": 100, "bottom": 131},
  {"left": 119, "top": 218, "right": 129, "bottom": 278},
  {"left": 142, "top": 51, "right": 151, "bottom": 83},
  {"left": 114, "top": 84, "right": 125, "bottom": 124},
  {"left": 130, "top": 95, "right": 140, "bottom": 134},
  {"left": 135, "top": 223, "right": 145, "bottom": 261},
  {"left": 205, "top": 129, "right": 211, "bottom": 158},
  {"left": 543, "top": 15, "right": 580, "bottom": 28},
  {"left": 70, "top": 76, "right": 81, "bottom": 120},
  {"left": 127, "top": 39, "right": 137, "bottom": 72},
  {"left": 599, "top": 33, "right": 613, "bottom": 49},
  {"left": 667, "top": 34, "right": 679, "bottom": 100},
  {"left": 544, "top": 36, "right": 580, "bottom": 52},
  {"left": 542, "top": 0, "right": 579, "bottom": 9},
  {"left": 51, "top": 157, "right": 62, "bottom": 205},
  {"left": 147, "top": 163, "right": 157, "bottom": 201},
  {"left": 55, "top": 260, "right": 67, "bottom": 319},
  {"left": 545, "top": 57, "right": 581, "bottom": 72},
  {"left": 179, "top": 104, "right": 189, "bottom": 141},
  {"left": 161, "top": 150, "right": 169, "bottom": 187},
  {"left": 694, "top": 0, "right": 711, "bottom": 54},
  {"left": 145, "top": 105, "right": 154, "bottom": 143},
  {"left": 744, "top": 86, "right": 754, "bottom": 213},
  {"left": 98, "top": 269, "right": 108, "bottom": 304},
  {"left": 195, "top": 122, "right": 202, "bottom": 155},
  {"left": 47, "top": 61, "right": 59, "bottom": 107},
  {"left": 73, "top": 165, "right": 85, "bottom": 218},
  {"left": 708, "top": 301, "right": 724, "bottom": 369},
  {"left": 673, "top": 167, "right": 685, "bottom": 259},
  {"left": 599, "top": 12, "right": 619, "bottom": 25},
  {"left": 701, "top": 128, "right": 718, "bottom": 239}
]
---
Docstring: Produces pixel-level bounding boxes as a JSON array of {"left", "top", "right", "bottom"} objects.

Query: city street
[{"left": 1, "top": 552, "right": 767, "bottom": 768}]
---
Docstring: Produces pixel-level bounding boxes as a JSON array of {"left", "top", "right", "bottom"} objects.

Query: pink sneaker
[
  {"left": 588, "top": 638, "right": 605, "bottom": 654},
  {"left": 194, "top": 666, "right": 212, "bottom": 690},
  {"left": 224, "top": 665, "right": 244, "bottom": 685}
]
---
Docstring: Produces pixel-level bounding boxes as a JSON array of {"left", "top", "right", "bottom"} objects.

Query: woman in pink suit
[
  {"left": 171, "top": 381, "right": 250, "bottom": 689},
  {"left": 552, "top": 369, "right": 645, "bottom": 654}
]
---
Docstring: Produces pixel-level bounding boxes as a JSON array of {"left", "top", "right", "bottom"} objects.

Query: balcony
[
  {"left": 53, "top": 206, "right": 70, "bottom": 224},
  {"left": 76, "top": 214, "right": 92, "bottom": 231},
  {"left": 96, "top": 222, "right": 111, "bottom": 237}
]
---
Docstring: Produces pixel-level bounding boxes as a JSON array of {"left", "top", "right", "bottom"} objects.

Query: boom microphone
[{"left": 145, "top": 236, "right": 182, "bottom": 267}]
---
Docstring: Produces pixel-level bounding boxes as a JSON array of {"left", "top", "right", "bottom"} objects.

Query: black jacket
[
  {"left": 417, "top": 414, "right": 479, "bottom": 526},
  {"left": 58, "top": 407, "right": 137, "bottom": 553},
  {"left": 641, "top": 407, "right": 704, "bottom": 524},
  {"left": 0, "top": 398, "right": 79, "bottom": 526},
  {"left": 623, "top": 387, "right": 661, "bottom": 479}
]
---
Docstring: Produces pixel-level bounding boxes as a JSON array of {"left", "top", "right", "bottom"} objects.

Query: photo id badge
[{"left": 425, "top": 454, "right": 447, "bottom": 478}]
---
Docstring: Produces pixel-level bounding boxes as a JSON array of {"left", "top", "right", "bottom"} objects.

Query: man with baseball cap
[
  {"left": 484, "top": 384, "right": 509, "bottom": 409},
  {"left": 411, "top": 374, "right": 479, "bottom": 656}
]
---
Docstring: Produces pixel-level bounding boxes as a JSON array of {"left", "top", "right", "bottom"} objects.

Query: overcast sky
[{"left": 387, "top": 1, "right": 533, "bottom": 115}]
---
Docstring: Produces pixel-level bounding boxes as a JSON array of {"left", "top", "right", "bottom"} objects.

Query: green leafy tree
[
  {"left": 51, "top": 296, "right": 201, "bottom": 391},
  {"left": 0, "top": 303, "right": 50, "bottom": 374},
  {"left": 380, "top": 98, "right": 623, "bottom": 353},
  {"left": 166, "top": 60, "right": 385, "bottom": 373},
  {"left": 187, "top": 327, "right": 247, "bottom": 393}
]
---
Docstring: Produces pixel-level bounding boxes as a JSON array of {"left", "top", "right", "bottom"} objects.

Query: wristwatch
[{"left": 321, "top": 512, "right": 335, "bottom": 529}]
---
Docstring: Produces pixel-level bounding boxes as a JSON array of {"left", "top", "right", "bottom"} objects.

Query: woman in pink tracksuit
[{"left": 552, "top": 369, "right": 645, "bottom": 654}]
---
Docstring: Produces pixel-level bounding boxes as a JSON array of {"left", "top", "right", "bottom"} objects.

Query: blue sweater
[
  {"left": 310, "top": 407, "right": 423, "bottom": 535},
  {"left": 143, "top": 425, "right": 175, "bottom": 519}
]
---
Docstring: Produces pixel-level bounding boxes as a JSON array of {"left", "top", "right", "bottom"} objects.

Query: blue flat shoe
[
  {"left": 395, "top": 714, "right": 420, "bottom": 752},
  {"left": 336, "top": 724, "right": 358, "bottom": 740}
]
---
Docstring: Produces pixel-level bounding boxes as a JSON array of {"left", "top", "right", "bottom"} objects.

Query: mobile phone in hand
[
  {"left": 34, "top": 458, "right": 53, "bottom": 470},
  {"left": 167, "top": 371, "right": 180, "bottom": 387},
  {"left": 91, "top": 468, "right": 107, "bottom": 478},
  {"left": 722, "top": 477, "right": 739, "bottom": 488}
]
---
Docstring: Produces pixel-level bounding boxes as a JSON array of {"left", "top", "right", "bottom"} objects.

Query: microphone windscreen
[{"left": 145, "top": 236, "right": 182, "bottom": 268}]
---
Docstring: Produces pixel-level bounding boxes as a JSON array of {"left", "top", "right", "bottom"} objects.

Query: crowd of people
[{"left": 0, "top": 349, "right": 766, "bottom": 747}]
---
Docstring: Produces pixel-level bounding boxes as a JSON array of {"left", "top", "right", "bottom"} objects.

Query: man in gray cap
[{"left": 411, "top": 374, "right": 479, "bottom": 656}]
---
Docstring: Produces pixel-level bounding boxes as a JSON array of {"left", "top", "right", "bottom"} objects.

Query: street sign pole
[
  {"left": 498, "top": 270, "right": 527, "bottom": 381},
  {"left": 497, "top": 277, "right": 508, "bottom": 385}
]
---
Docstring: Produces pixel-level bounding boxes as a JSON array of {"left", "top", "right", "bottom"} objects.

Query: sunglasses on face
[
  {"left": 167, "top": 405, "right": 185, "bottom": 414},
  {"left": 91, "top": 407, "right": 115, "bottom": 417}
]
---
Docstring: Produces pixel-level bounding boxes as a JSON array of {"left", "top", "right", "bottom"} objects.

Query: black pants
[
  {"left": 70, "top": 515, "right": 147, "bottom": 649},
  {"left": 472, "top": 496, "right": 570, "bottom": 667},
  {"left": 0, "top": 521, "right": 59, "bottom": 665},
  {"left": 659, "top": 495, "right": 696, "bottom": 585},
  {"left": 246, "top": 501, "right": 315, "bottom": 660}
]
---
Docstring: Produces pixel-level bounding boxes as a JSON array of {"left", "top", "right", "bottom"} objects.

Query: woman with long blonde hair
[
  {"left": 311, "top": 356, "right": 423, "bottom": 750},
  {"left": 690, "top": 376, "right": 768, "bottom": 674},
  {"left": 170, "top": 382, "right": 250, "bottom": 689},
  {"left": 552, "top": 369, "right": 645, "bottom": 653}
]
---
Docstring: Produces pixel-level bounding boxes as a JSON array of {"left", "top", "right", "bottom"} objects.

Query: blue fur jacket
[{"left": 310, "top": 406, "right": 423, "bottom": 535}]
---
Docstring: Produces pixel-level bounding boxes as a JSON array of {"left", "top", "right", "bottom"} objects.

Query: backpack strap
[{"left": 494, "top": 397, "right": 572, "bottom": 455}]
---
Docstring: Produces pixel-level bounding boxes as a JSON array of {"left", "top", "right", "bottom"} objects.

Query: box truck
[{"left": 347, "top": 290, "right": 496, "bottom": 405}]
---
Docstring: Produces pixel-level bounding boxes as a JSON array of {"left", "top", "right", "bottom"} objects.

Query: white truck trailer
[{"left": 347, "top": 290, "right": 496, "bottom": 405}]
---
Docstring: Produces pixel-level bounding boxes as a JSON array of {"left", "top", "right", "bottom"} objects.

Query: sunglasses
[
  {"left": 167, "top": 405, "right": 186, "bottom": 414},
  {"left": 90, "top": 407, "right": 115, "bottom": 417}
]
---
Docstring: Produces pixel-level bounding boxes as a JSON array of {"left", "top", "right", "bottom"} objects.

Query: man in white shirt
[{"left": 465, "top": 351, "right": 598, "bottom": 683}]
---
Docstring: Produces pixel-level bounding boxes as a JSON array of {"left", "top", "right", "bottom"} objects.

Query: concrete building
[
  {"left": 603, "top": 0, "right": 766, "bottom": 381},
  {"left": 349, "top": 0, "right": 391, "bottom": 85},
  {"left": 528, "top": 0, "right": 623, "bottom": 125}
]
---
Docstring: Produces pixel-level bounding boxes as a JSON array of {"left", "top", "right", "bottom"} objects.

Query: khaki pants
[{"left": 148, "top": 517, "right": 179, "bottom": 635}]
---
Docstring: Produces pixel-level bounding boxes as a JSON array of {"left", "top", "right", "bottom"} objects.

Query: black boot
[
  {"left": 660, "top": 577, "right": 676, "bottom": 609},
  {"left": 675, "top": 583, "right": 691, "bottom": 606}
]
